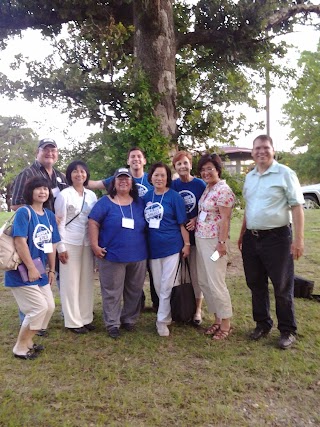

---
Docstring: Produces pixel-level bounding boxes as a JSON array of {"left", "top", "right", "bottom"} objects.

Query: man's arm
[
  {"left": 11, "top": 169, "right": 30, "bottom": 209},
  {"left": 291, "top": 204, "right": 304, "bottom": 260},
  {"left": 87, "top": 180, "right": 106, "bottom": 190}
]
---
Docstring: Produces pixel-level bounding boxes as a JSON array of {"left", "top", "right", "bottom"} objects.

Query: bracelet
[
  {"left": 185, "top": 243, "right": 191, "bottom": 246},
  {"left": 218, "top": 240, "right": 226, "bottom": 244},
  {"left": 48, "top": 270, "right": 55, "bottom": 274}
]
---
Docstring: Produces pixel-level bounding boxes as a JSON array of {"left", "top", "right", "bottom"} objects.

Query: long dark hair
[
  {"left": 23, "top": 176, "right": 53, "bottom": 208},
  {"left": 108, "top": 178, "right": 139, "bottom": 201}
]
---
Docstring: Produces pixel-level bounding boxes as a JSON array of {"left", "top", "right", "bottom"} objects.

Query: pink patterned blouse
[{"left": 195, "top": 180, "right": 235, "bottom": 239}]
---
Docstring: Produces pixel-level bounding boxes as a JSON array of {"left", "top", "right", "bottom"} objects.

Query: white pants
[
  {"left": 196, "top": 237, "right": 233, "bottom": 319},
  {"left": 150, "top": 253, "right": 180, "bottom": 324},
  {"left": 59, "top": 244, "right": 94, "bottom": 328},
  {"left": 11, "top": 284, "right": 55, "bottom": 330}
]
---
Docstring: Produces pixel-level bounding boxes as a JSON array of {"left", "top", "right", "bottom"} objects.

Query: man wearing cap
[
  {"left": 11, "top": 138, "right": 68, "bottom": 335},
  {"left": 11, "top": 138, "right": 67, "bottom": 211}
]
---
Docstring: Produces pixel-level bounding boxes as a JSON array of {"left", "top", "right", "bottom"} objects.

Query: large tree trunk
[{"left": 133, "top": 0, "right": 177, "bottom": 141}]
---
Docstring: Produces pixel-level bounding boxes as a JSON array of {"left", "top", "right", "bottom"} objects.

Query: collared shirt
[
  {"left": 244, "top": 160, "right": 304, "bottom": 230},
  {"left": 54, "top": 186, "right": 97, "bottom": 252},
  {"left": 195, "top": 180, "right": 235, "bottom": 239},
  {"left": 11, "top": 160, "right": 68, "bottom": 211}
]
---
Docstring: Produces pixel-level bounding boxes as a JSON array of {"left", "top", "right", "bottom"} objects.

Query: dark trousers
[
  {"left": 241, "top": 226, "right": 296, "bottom": 334},
  {"left": 141, "top": 262, "right": 159, "bottom": 309}
]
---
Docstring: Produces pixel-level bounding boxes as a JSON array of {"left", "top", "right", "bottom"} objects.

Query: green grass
[{"left": 0, "top": 211, "right": 319, "bottom": 426}]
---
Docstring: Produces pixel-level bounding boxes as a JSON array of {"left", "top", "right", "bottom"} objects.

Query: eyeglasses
[
  {"left": 200, "top": 167, "right": 216, "bottom": 173},
  {"left": 40, "top": 147, "right": 58, "bottom": 153},
  {"left": 116, "top": 176, "right": 132, "bottom": 180}
]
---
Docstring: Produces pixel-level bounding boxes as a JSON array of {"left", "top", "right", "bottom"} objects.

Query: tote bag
[{"left": 170, "top": 258, "right": 196, "bottom": 323}]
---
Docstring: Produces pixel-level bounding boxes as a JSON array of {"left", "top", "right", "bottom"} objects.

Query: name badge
[
  {"left": 199, "top": 211, "right": 207, "bottom": 221},
  {"left": 52, "top": 187, "right": 60, "bottom": 198},
  {"left": 122, "top": 218, "right": 134, "bottom": 229},
  {"left": 43, "top": 242, "right": 53, "bottom": 253},
  {"left": 149, "top": 218, "right": 160, "bottom": 229}
]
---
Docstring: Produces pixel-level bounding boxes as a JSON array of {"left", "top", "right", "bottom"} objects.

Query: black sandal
[{"left": 14, "top": 350, "right": 38, "bottom": 360}]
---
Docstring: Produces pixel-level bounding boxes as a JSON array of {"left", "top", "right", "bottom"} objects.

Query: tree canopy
[
  {"left": 282, "top": 39, "right": 320, "bottom": 183},
  {"left": 1, "top": 0, "right": 320, "bottom": 159},
  {"left": 0, "top": 115, "right": 38, "bottom": 209}
]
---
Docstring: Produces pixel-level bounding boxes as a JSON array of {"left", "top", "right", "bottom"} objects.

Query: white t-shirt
[{"left": 54, "top": 186, "right": 97, "bottom": 252}]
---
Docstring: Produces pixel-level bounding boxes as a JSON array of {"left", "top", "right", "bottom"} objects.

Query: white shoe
[{"left": 156, "top": 321, "right": 170, "bottom": 337}]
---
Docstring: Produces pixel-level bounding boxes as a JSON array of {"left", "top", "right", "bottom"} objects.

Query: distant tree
[
  {"left": 0, "top": 115, "right": 38, "bottom": 210},
  {"left": 282, "top": 39, "right": 320, "bottom": 182},
  {"left": 1, "top": 0, "right": 320, "bottom": 158}
]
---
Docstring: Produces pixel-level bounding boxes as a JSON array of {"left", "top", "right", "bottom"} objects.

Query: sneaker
[
  {"left": 156, "top": 321, "right": 170, "bottom": 337},
  {"left": 249, "top": 326, "right": 270, "bottom": 341},
  {"left": 36, "top": 329, "right": 48, "bottom": 337},
  {"left": 279, "top": 332, "right": 296, "bottom": 349},
  {"left": 84, "top": 323, "right": 96, "bottom": 331},
  {"left": 121, "top": 323, "right": 135, "bottom": 332},
  {"left": 108, "top": 327, "right": 120, "bottom": 339}
]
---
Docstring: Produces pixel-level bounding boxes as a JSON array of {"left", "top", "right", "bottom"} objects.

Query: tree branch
[{"left": 266, "top": 4, "right": 320, "bottom": 29}]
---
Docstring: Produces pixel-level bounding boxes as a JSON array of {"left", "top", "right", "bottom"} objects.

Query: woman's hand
[
  {"left": 181, "top": 244, "right": 191, "bottom": 258},
  {"left": 27, "top": 265, "right": 42, "bottom": 282},
  {"left": 58, "top": 251, "right": 69, "bottom": 264},
  {"left": 216, "top": 241, "right": 227, "bottom": 257},
  {"left": 185, "top": 218, "right": 196, "bottom": 231},
  {"left": 92, "top": 245, "right": 107, "bottom": 259},
  {"left": 48, "top": 271, "right": 55, "bottom": 286}
]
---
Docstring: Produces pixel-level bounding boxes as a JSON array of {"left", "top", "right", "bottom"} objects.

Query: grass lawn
[{"left": 0, "top": 211, "right": 319, "bottom": 426}]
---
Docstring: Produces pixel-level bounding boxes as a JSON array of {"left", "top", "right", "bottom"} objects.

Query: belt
[{"left": 248, "top": 225, "right": 290, "bottom": 238}]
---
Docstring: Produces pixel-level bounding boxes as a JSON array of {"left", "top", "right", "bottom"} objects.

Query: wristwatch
[{"left": 218, "top": 240, "right": 226, "bottom": 244}]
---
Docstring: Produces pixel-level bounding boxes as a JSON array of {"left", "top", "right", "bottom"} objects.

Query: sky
[{"left": 0, "top": 15, "right": 319, "bottom": 153}]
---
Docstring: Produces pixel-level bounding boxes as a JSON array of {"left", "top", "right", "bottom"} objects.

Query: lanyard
[
  {"left": 30, "top": 206, "right": 52, "bottom": 233},
  {"left": 116, "top": 196, "right": 133, "bottom": 219},
  {"left": 151, "top": 191, "right": 165, "bottom": 206}
]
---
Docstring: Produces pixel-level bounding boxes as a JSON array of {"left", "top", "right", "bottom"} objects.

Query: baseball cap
[
  {"left": 114, "top": 167, "right": 132, "bottom": 178},
  {"left": 38, "top": 138, "right": 57, "bottom": 149}
]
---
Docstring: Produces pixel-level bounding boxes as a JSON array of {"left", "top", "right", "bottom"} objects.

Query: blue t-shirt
[
  {"left": 5, "top": 206, "right": 60, "bottom": 287},
  {"left": 103, "top": 172, "right": 153, "bottom": 198},
  {"left": 88, "top": 196, "right": 148, "bottom": 263},
  {"left": 143, "top": 188, "right": 187, "bottom": 259},
  {"left": 171, "top": 177, "right": 206, "bottom": 219}
]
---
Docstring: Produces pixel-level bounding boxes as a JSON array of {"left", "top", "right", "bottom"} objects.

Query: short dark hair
[
  {"left": 147, "top": 162, "right": 172, "bottom": 187},
  {"left": 253, "top": 134, "right": 274, "bottom": 148},
  {"left": 197, "top": 153, "right": 223, "bottom": 178},
  {"left": 108, "top": 177, "right": 139, "bottom": 201},
  {"left": 127, "top": 147, "right": 146, "bottom": 158},
  {"left": 65, "top": 160, "right": 90, "bottom": 186},
  {"left": 23, "top": 176, "right": 53, "bottom": 207}
]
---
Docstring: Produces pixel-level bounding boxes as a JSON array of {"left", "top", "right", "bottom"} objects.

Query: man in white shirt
[{"left": 238, "top": 135, "right": 304, "bottom": 349}]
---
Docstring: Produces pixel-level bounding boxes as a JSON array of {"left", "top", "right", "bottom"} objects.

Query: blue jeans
[{"left": 241, "top": 226, "right": 296, "bottom": 334}]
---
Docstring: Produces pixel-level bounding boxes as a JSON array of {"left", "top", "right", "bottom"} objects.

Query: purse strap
[
  {"left": 65, "top": 193, "right": 86, "bottom": 226},
  {"left": 183, "top": 257, "right": 192, "bottom": 283},
  {"left": 173, "top": 258, "right": 182, "bottom": 285},
  {"left": 173, "top": 256, "right": 192, "bottom": 285}
]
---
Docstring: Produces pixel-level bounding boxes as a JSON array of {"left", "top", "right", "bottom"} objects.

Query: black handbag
[
  {"left": 294, "top": 275, "right": 314, "bottom": 299},
  {"left": 170, "top": 258, "right": 196, "bottom": 323}
]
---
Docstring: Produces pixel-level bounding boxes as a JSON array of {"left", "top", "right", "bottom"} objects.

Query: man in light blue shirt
[{"left": 238, "top": 135, "right": 304, "bottom": 350}]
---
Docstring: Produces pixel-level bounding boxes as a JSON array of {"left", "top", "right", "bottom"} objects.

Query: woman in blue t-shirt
[
  {"left": 5, "top": 176, "right": 60, "bottom": 360},
  {"left": 172, "top": 150, "right": 206, "bottom": 325},
  {"left": 143, "top": 162, "right": 190, "bottom": 337},
  {"left": 88, "top": 168, "right": 148, "bottom": 339}
]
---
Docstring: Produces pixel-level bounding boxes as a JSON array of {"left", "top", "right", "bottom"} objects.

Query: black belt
[{"left": 248, "top": 225, "right": 290, "bottom": 238}]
